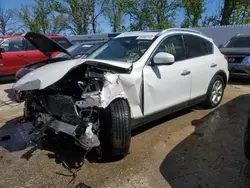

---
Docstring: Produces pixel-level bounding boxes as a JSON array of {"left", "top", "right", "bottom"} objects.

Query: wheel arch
[{"left": 215, "top": 70, "right": 228, "bottom": 87}]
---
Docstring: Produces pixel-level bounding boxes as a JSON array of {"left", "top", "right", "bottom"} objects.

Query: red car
[{"left": 0, "top": 34, "right": 72, "bottom": 76}]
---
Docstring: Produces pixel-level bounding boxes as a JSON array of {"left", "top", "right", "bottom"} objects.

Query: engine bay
[{"left": 26, "top": 65, "right": 107, "bottom": 150}]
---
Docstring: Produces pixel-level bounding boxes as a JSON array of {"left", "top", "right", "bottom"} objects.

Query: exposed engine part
[{"left": 75, "top": 122, "right": 100, "bottom": 149}]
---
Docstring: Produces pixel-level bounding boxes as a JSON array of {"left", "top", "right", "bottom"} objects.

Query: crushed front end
[{"left": 23, "top": 65, "right": 117, "bottom": 151}]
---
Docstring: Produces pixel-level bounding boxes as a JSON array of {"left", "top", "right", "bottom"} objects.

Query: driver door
[{"left": 143, "top": 35, "right": 191, "bottom": 116}]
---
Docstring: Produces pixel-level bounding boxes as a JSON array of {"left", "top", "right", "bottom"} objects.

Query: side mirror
[
  {"left": 0, "top": 47, "right": 5, "bottom": 53},
  {"left": 218, "top": 44, "right": 223, "bottom": 48},
  {"left": 152, "top": 52, "right": 175, "bottom": 65}
]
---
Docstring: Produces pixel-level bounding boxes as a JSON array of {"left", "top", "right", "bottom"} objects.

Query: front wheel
[
  {"left": 100, "top": 99, "right": 131, "bottom": 160},
  {"left": 204, "top": 75, "right": 225, "bottom": 109}
]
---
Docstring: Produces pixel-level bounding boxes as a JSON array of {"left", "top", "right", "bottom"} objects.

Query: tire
[
  {"left": 100, "top": 99, "right": 131, "bottom": 159},
  {"left": 23, "top": 93, "right": 35, "bottom": 120},
  {"left": 204, "top": 75, "right": 225, "bottom": 109},
  {"left": 244, "top": 112, "right": 250, "bottom": 161}
]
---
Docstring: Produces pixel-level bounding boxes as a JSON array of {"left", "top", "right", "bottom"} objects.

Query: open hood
[
  {"left": 24, "top": 32, "right": 72, "bottom": 57},
  {"left": 13, "top": 58, "right": 133, "bottom": 91}
]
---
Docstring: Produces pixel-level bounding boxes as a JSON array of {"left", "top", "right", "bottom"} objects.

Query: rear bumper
[{"left": 228, "top": 64, "right": 250, "bottom": 78}]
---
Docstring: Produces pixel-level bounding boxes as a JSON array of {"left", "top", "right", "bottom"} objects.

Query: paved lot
[{"left": 1, "top": 81, "right": 250, "bottom": 188}]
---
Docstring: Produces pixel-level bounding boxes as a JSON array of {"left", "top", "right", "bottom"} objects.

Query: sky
[{"left": 2, "top": 0, "right": 222, "bottom": 33}]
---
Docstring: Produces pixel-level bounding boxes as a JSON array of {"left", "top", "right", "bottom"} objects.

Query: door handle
[
  {"left": 0, "top": 64, "right": 3, "bottom": 66},
  {"left": 17, "top": 54, "right": 24, "bottom": 57},
  {"left": 210, "top": 63, "right": 217, "bottom": 68},
  {"left": 181, "top": 70, "right": 191, "bottom": 76}
]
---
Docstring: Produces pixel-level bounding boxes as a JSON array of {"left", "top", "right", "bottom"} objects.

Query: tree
[
  {"left": 220, "top": 0, "right": 237, "bottom": 25},
  {"left": 220, "top": 0, "right": 250, "bottom": 25},
  {"left": 103, "top": 0, "right": 125, "bottom": 32},
  {"left": 122, "top": 0, "right": 152, "bottom": 31},
  {"left": 201, "top": 15, "right": 220, "bottom": 26},
  {"left": 148, "top": 0, "right": 180, "bottom": 29},
  {"left": 54, "top": 0, "right": 93, "bottom": 34},
  {"left": 89, "top": 0, "right": 106, "bottom": 33},
  {"left": 0, "top": 5, "right": 23, "bottom": 36},
  {"left": 18, "top": 0, "right": 68, "bottom": 34},
  {"left": 181, "top": 0, "right": 206, "bottom": 27},
  {"left": 230, "top": 1, "right": 250, "bottom": 24}
]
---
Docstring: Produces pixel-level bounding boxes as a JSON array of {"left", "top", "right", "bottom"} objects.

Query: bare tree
[
  {"left": 0, "top": 5, "right": 22, "bottom": 36},
  {"left": 89, "top": 0, "right": 106, "bottom": 33}
]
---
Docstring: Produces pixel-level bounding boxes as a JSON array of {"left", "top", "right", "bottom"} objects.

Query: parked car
[
  {"left": 13, "top": 29, "right": 229, "bottom": 159},
  {"left": 67, "top": 33, "right": 120, "bottom": 45},
  {"left": 14, "top": 40, "right": 107, "bottom": 102},
  {"left": 219, "top": 34, "right": 250, "bottom": 79},
  {"left": 0, "top": 34, "right": 72, "bottom": 76}
]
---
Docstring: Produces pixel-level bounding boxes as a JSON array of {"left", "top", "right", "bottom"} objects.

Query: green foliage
[
  {"left": 181, "top": 0, "right": 206, "bottom": 27},
  {"left": 18, "top": 0, "right": 68, "bottom": 34},
  {"left": 103, "top": 0, "right": 125, "bottom": 32},
  {"left": 10, "top": 0, "right": 250, "bottom": 35},
  {"left": 230, "top": 1, "right": 250, "bottom": 24},
  {"left": 148, "top": 0, "right": 179, "bottom": 29}
]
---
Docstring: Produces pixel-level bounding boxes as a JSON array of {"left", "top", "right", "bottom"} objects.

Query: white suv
[{"left": 13, "top": 30, "right": 229, "bottom": 159}]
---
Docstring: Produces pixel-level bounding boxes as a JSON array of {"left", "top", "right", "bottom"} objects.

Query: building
[{"left": 194, "top": 24, "right": 250, "bottom": 46}]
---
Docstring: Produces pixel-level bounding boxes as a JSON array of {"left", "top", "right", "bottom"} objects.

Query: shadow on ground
[
  {"left": 228, "top": 78, "right": 250, "bottom": 85},
  {"left": 160, "top": 94, "right": 250, "bottom": 188},
  {"left": 0, "top": 104, "right": 194, "bottom": 170},
  {"left": 3, "top": 88, "right": 17, "bottom": 102}
]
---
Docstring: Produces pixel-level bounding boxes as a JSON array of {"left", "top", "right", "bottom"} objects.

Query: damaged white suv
[{"left": 13, "top": 29, "right": 229, "bottom": 159}]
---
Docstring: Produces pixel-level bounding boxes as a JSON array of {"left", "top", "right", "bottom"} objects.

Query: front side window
[
  {"left": 224, "top": 37, "right": 250, "bottom": 48},
  {"left": 88, "top": 36, "right": 155, "bottom": 63},
  {"left": 184, "top": 35, "right": 213, "bottom": 58},
  {"left": 25, "top": 39, "right": 37, "bottom": 51},
  {"left": 155, "top": 35, "right": 186, "bottom": 61},
  {"left": 0, "top": 38, "right": 24, "bottom": 52}
]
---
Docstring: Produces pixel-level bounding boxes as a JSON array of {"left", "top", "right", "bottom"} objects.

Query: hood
[
  {"left": 24, "top": 32, "right": 72, "bottom": 57},
  {"left": 220, "top": 47, "right": 250, "bottom": 56},
  {"left": 13, "top": 58, "right": 133, "bottom": 91}
]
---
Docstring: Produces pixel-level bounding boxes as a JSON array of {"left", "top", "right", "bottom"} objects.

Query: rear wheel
[
  {"left": 204, "top": 75, "right": 224, "bottom": 109},
  {"left": 100, "top": 99, "right": 131, "bottom": 160}
]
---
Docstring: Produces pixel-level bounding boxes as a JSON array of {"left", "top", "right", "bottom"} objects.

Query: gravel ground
[{"left": 0, "top": 81, "right": 250, "bottom": 188}]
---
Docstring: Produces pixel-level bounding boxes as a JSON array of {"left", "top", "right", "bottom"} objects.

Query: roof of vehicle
[
  {"left": 0, "top": 34, "right": 66, "bottom": 39},
  {"left": 116, "top": 28, "right": 205, "bottom": 38},
  {"left": 115, "top": 28, "right": 212, "bottom": 41}
]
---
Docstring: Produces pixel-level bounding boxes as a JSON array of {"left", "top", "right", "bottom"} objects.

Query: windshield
[
  {"left": 224, "top": 37, "right": 250, "bottom": 48},
  {"left": 88, "top": 36, "right": 154, "bottom": 63},
  {"left": 56, "top": 42, "right": 105, "bottom": 59}
]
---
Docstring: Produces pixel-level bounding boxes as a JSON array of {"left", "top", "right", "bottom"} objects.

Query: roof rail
[{"left": 156, "top": 28, "right": 204, "bottom": 36}]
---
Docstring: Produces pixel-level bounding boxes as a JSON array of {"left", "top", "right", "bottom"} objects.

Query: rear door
[
  {"left": 183, "top": 34, "right": 218, "bottom": 100},
  {"left": 0, "top": 38, "right": 27, "bottom": 75},
  {"left": 24, "top": 39, "right": 48, "bottom": 63}
]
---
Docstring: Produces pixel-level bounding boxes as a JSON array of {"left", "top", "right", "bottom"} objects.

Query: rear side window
[
  {"left": 184, "top": 35, "right": 213, "bottom": 58},
  {"left": 156, "top": 35, "right": 186, "bottom": 61},
  {"left": 225, "top": 37, "right": 250, "bottom": 48},
  {"left": 51, "top": 37, "right": 72, "bottom": 49},
  {"left": 0, "top": 38, "right": 24, "bottom": 52}
]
